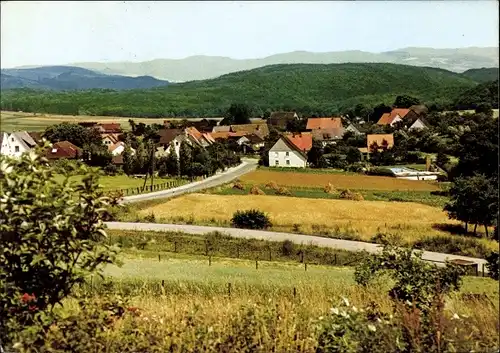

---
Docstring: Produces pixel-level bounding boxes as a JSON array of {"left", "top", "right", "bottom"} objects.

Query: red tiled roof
[
  {"left": 97, "top": 123, "right": 122, "bottom": 132},
  {"left": 210, "top": 131, "right": 247, "bottom": 140},
  {"left": 284, "top": 132, "right": 313, "bottom": 152},
  {"left": 46, "top": 141, "right": 81, "bottom": 159},
  {"left": 306, "top": 117, "right": 343, "bottom": 130},
  {"left": 377, "top": 109, "right": 410, "bottom": 125},
  {"left": 185, "top": 127, "right": 202, "bottom": 141}
]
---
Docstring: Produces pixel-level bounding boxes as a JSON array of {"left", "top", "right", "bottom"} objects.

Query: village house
[
  {"left": 345, "top": 123, "right": 363, "bottom": 135},
  {"left": 229, "top": 123, "right": 270, "bottom": 139},
  {"left": 376, "top": 108, "right": 410, "bottom": 127},
  {"left": 236, "top": 133, "right": 265, "bottom": 153},
  {"left": 311, "top": 127, "right": 346, "bottom": 146},
  {"left": 45, "top": 141, "right": 81, "bottom": 161},
  {"left": 156, "top": 127, "right": 214, "bottom": 157},
  {"left": 268, "top": 132, "right": 312, "bottom": 168},
  {"left": 306, "top": 117, "right": 343, "bottom": 130},
  {"left": 101, "top": 133, "right": 120, "bottom": 148},
  {"left": 0, "top": 131, "right": 38, "bottom": 158},
  {"left": 358, "top": 133, "right": 394, "bottom": 159},
  {"left": 268, "top": 111, "right": 299, "bottom": 130}
]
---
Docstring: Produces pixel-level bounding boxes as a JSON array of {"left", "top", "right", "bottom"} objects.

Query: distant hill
[
  {"left": 453, "top": 79, "right": 499, "bottom": 110},
  {"left": 64, "top": 47, "right": 499, "bottom": 82},
  {"left": 0, "top": 63, "right": 478, "bottom": 117},
  {"left": 461, "top": 67, "right": 499, "bottom": 83},
  {"left": 0, "top": 66, "right": 169, "bottom": 91}
]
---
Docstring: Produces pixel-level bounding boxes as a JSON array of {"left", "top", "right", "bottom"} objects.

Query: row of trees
[{"left": 122, "top": 137, "right": 241, "bottom": 179}]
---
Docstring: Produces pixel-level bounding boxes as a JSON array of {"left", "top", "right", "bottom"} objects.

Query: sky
[{"left": 1, "top": 1, "right": 498, "bottom": 68}]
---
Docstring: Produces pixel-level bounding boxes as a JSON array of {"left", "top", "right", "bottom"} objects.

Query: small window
[
  {"left": 274, "top": 152, "right": 278, "bottom": 157},
  {"left": 15, "top": 146, "right": 20, "bottom": 152},
  {"left": 286, "top": 160, "right": 290, "bottom": 165},
  {"left": 275, "top": 160, "right": 279, "bottom": 166},
  {"left": 285, "top": 152, "right": 289, "bottom": 156},
  {"left": 11, "top": 138, "right": 14, "bottom": 142}
]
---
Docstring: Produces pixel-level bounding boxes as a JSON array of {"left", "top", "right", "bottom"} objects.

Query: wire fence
[{"left": 104, "top": 179, "right": 187, "bottom": 197}]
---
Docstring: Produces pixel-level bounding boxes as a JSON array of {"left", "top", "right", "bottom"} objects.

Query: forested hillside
[
  {"left": 453, "top": 79, "right": 499, "bottom": 109},
  {"left": 461, "top": 68, "right": 499, "bottom": 83},
  {"left": 0, "top": 63, "right": 478, "bottom": 117}
]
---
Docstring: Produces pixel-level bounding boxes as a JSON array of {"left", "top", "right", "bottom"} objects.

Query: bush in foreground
[
  {"left": 486, "top": 251, "right": 499, "bottom": 280},
  {"left": 0, "top": 151, "right": 118, "bottom": 347},
  {"left": 231, "top": 209, "right": 272, "bottom": 230}
]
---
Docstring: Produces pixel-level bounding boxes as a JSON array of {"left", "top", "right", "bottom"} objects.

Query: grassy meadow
[
  {"left": 54, "top": 174, "right": 185, "bottom": 192},
  {"left": 68, "top": 237, "right": 499, "bottom": 351}
]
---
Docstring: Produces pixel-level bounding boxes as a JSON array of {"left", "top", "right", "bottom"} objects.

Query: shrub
[
  {"left": 355, "top": 244, "right": 464, "bottom": 310},
  {"left": 103, "top": 163, "right": 118, "bottom": 175},
  {"left": 231, "top": 209, "right": 272, "bottom": 230},
  {"left": 281, "top": 240, "right": 295, "bottom": 256},
  {"left": 232, "top": 181, "right": 244, "bottom": 190},
  {"left": 249, "top": 185, "right": 265, "bottom": 195},
  {"left": 366, "top": 167, "right": 394, "bottom": 177},
  {"left": 316, "top": 296, "right": 490, "bottom": 353},
  {"left": 413, "top": 235, "right": 490, "bottom": 258},
  {"left": 0, "top": 151, "right": 118, "bottom": 345},
  {"left": 486, "top": 251, "right": 499, "bottom": 280},
  {"left": 275, "top": 186, "right": 292, "bottom": 196},
  {"left": 344, "top": 162, "right": 365, "bottom": 173},
  {"left": 265, "top": 181, "right": 279, "bottom": 190},
  {"left": 340, "top": 189, "right": 364, "bottom": 201}
]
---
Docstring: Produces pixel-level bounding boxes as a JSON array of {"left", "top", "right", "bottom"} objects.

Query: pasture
[
  {"left": 79, "top": 247, "right": 498, "bottom": 351},
  {"left": 54, "top": 174, "right": 184, "bottom": 192},
  {"left": 239, "top": 169, "right": 441, "bottom": 191}
]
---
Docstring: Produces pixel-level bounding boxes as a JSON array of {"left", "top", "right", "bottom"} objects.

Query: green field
[
  {"left": 55, "top": 174, "right": 185, "bottom": 192},
  {"left": 210, "top": 184, "right": 448, "bottom": 207}
]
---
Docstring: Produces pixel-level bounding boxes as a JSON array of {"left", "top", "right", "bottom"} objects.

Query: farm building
[
  {"left": 377, "top": 108, "right": 410, "bottom": 127},
  {"left": 269, "top": 132, "right": 312, "bottom": 168}
]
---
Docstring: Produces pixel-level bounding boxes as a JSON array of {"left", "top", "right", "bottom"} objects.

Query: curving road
[
  {"left": 105, "top": 221, "right": 488, "bottom": 271},
  {"left": 122, "top": 158, "right": 258, "bottom": 204}
]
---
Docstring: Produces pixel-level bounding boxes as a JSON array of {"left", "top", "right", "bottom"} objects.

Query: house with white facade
[
  {"left": 268, "top": 132, "right": 312, "bottom": 168},
  {"left": 0, "top": 131, "right": 38, "bottom": 158},
  {"left": 377, "top": 109, "right": 410, "bottom": 127}
]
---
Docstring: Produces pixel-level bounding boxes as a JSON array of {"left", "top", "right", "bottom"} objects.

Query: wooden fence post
[
  {"left": 236, "top": 245, "right": 240, "bottom": 258},
  {"left": 161, "top": 280, "right": 165, "bottom": 288},
  {"left": 228, "top": 282, "right": 231, "bottom": 297},
  {"left": 174, "top": 241, "right": 177, "bottom": 253},
  {"left": 158, "top": 254, "right": 161, "bottom": 262},
  {"left": 334, "top": 253, "right": 337, "bottom": 266},
  {"left": 293, "top": 287, "right": 296, "bottom": 298},
  {"left": 269, "top": 247, "right": 272, "bottom": 261},
  {"left": 205, "top": 241, "right": 209, "bottom": 256},
  {"left": 304, "top": 262, "right": 307, "bottom": 271},
  {"left": 482, "top": 264, "right": 485, "bottom": 277},
  {"left": 209, "top": 255, "right": 212, "bottom": 266},
  {"left": 255, "top": 260, "right": 258, "bottom": 270}
]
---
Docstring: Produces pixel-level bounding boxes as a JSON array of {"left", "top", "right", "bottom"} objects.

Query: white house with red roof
[{"left": 268, "top": 132, "right": 312, "bottom": 168}]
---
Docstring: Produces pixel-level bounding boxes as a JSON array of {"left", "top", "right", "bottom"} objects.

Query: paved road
[
  {"left": 105, "top": 222, "right": 488, "bottom": 270},
  {"left": 122, "top": 158, "right": 258, "bottom": 204}
]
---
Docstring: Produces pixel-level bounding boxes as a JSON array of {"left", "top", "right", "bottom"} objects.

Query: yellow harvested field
[
  {"left": 140, "top": 193, "right": 460, "bottom": 243},
  {"left": 240, "top": 170, "right": 440, "bottom": 191}
]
